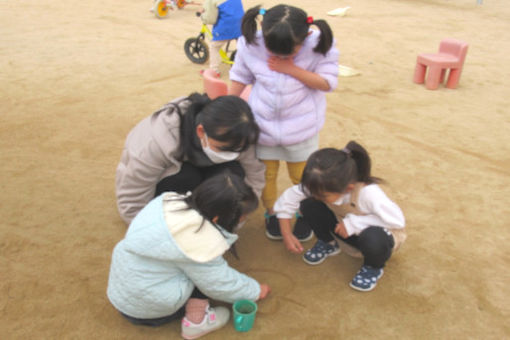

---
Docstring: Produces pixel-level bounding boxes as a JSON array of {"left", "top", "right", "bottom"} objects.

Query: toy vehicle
[
  {"left": 184, "top": 13, "right": 237, "bottom": 65},
  {"left": 154, "top": 0, "right": 199, "bottom": 19}
]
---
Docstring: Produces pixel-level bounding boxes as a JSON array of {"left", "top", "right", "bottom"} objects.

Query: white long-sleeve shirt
[{"left": 273, "top": 183, "right": 405, "bottom": 237}]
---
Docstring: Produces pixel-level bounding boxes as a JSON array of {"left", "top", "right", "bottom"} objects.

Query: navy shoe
[
  {"left": 264, "top": 212, "right": 282, "bottom": 240},
  {"left": 349, "top": 265, "right": 384, "bottom": 292},
  {"left": 303, "top": 240, "right": 341, "bottom": 265},
  {"left": 293, "top": 215, "right": 313, "bottom": 242}
]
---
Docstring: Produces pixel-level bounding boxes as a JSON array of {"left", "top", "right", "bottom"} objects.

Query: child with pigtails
[{"left": 229, "top": 4, "right": 340, "bottom": 242}]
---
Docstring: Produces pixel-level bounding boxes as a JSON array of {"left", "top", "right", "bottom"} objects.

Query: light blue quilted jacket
[{"left": 107, "top": 193, "right": 260, "bottom": 319}]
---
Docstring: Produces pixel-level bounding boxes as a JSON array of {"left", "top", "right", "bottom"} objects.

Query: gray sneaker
[{"left": 181, "top": 306, "right": 230, "bottom": 339}]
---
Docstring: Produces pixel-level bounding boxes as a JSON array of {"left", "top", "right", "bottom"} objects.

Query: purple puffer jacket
[{"left": 230, "top": 30, "right": 339, "bottom": 146}]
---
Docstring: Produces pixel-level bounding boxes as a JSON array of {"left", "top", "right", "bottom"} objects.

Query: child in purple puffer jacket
[{"left": 229, "top": 4, "right": 339, "bottom": 244}]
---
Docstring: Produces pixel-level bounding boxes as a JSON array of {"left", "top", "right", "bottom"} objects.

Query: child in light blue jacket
[{"left": 107, "top": 172, "right": 271, "bottom": 339}]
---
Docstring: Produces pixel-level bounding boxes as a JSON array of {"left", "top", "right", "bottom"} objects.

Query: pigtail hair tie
[
  {"left": 342, "top": 147, "right": 351, "bottom": 156},
  {"left": 306, "top": 16, "right": 314, "bottom": 24},
  {"left": 259, "top": 8, "right": 266, "bottom": 15}
]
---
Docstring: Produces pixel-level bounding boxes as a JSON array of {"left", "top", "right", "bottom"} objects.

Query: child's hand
[
  {"left": 282, "top": 233, "right": 304, "bottom": 254},
  {"left": 268, "top": 57, "right": 331, "bottom": 91},
  {"left": 334, "top": 221, "right": 348, "bottom": 239},
  {"left": 267, "top": 56, "right": 295, "bottom": 75},
  {"left": 258, "top": 283, "right": 271, "bottom": 300}
]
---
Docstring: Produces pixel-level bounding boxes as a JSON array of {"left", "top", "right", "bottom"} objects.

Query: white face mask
[{"left": 202, "top": 133, "right": 240, "bottom": 164}]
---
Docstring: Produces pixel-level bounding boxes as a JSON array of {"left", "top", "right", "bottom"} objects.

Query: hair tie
[
  {"left": 342, "top": 147, "right": 351, "bottom": 156},
  {"left": 259, "top": 8, "right": 266, "bottom": 16},
  {"left": 306, "top": 16, "right": 314, "bottom": 24}
]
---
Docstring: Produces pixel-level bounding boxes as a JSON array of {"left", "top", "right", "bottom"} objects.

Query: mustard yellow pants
[{"left": 262, "top": 160, "right": 306, "bottom": 210}]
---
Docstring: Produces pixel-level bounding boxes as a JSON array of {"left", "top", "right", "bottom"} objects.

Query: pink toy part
[
  {"left": 202, "top": 69, "right": 228, "bottom": 99},
  {"left": 413, "top": 38, "right": 469, "bottom": 90},
  {"left": 202, "top": 68, "right": 251, "bottom": 101}
]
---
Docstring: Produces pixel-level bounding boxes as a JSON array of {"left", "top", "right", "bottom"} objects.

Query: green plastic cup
[{"left": 232, "top": 300, "right": 258, "bottom": 332}]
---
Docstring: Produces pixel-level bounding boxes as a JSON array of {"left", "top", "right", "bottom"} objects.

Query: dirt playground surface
[{"left": 1, "top": 0, "right": 509, "bottom": 338}]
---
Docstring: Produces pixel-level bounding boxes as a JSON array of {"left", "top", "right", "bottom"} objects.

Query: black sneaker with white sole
[{"left": 264, "top": 213, "right": 282, "bottom": 240}]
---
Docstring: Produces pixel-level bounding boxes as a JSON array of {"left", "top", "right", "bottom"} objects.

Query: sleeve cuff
[
  {"left": 342, "top": 217, "right": 356, "bottom": 236},
  {"left": 276, "top": 213, "right": 294, "bottom": 219}
]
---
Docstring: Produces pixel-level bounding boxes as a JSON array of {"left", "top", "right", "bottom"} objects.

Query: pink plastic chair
[
  {"left": 202, "top": 69, "right": 251, "bottom": 101},
  {"left": 413, "top": 39, "right": 469, "bottom": 90}
]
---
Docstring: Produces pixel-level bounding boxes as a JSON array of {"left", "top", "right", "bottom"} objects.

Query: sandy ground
[{"left": 1, "top": 0, "right": 510, "bottom": 338}]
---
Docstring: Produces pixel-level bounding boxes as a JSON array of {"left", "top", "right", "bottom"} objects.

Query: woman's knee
[
  {"left": 204, "top": 161, "right": 245, "bottom": 179},
  {"left": 156, "top": 163, "right": 202, "bottom": 196},
  {"left": 226, "top": 161, "right": 245, "bottom": 178}
]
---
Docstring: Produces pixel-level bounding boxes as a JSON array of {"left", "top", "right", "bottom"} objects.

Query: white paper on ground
[
  {"left": 327, "top": 7, "right": 351, "bottom": 17},
  {"left": 338, "top": 65, "right": 361, "bottom": 77}
]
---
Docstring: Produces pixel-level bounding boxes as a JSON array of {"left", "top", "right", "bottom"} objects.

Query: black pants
[
  {"left": 120, "top": 288, "right": 208, "bottom": 327},
  {"left": 155, "top": 161, "right": 245, "bottom": 197},
  {"left": 300, "top": 198, "right": 394, "bottom": 269}
]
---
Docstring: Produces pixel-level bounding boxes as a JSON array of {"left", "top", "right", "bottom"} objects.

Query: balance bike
[{"left": 184, "top": 13, "right": 237, "bottom": 65}]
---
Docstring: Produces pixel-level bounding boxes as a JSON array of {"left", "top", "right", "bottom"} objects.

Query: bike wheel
[
  {"left": 155, "top": 0, "right": 169, "bottom": 18},
  {"left": 176, "top": 0, "right": 186, "bottom": 9},
  {"left": 184, "top": 38, "right": 209, "bottom": 64}
]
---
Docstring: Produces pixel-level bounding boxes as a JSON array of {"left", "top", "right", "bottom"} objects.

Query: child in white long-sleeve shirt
[{"left": 273, "top": 141, "right": 406, "bottom": 292}]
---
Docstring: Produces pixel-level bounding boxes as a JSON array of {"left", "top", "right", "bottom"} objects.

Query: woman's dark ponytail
[
  {"left": 241, "top": 5, "right": 261, "bottom": 45},
  {"left": 179, "top": 92, "right": 211, "bottom": 159},
  {"left": 187, "top": 92, "right": 210, "bottom": 115},
  {"left": 312, "top": 19, "right": 333, "bottom": 55}
]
